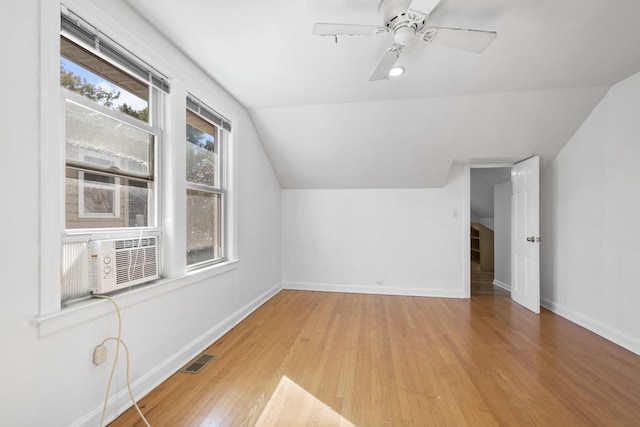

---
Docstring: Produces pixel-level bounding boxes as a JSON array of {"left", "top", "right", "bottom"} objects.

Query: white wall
[
  {"left": 0, "top": 1, "right": 281, "bottom": 426},
  {"left": 470, "top": 169, "right": 499, "bottom": 231},
  {"left": 282, "top": 164, "right": 467, "bottom": 297},
  {"left": 470, "top": 169, "right": 495, "bottom": 219},
  {"left": 493, "top": 182, "right": 511, "bottom": 288},
  {"left": 541, "top": 71, "right": 640, "bottom": 356}
]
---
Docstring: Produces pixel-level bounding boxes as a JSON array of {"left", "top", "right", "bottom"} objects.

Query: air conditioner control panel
[{"left": 89, "top": 241, "right": 117, "bottom": 292}]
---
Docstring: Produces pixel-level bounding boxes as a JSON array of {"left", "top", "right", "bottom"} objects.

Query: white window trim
[
  {"left": 34, "top": 259, "right": 240, "bottom": 337},
  {"left": 40, "top": 1, "right": 65, "bottom": 316}
]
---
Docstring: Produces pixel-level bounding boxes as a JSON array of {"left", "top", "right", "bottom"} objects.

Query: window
[
  {"left": 78, "top": 171, "right": 120, "bottom": 219},
  {"left": 59, "top": 9, "right": 170, "bottom": 304},
  {"left": 185, "top": 97, "right": 231, "bottom": 267},
  {"left": 61, "top": 36, "right": 158, "bottom": 230}
]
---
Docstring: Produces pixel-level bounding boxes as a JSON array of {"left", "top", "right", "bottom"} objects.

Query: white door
[{"left": 511, "top": 156, "right": 540, "bottom": 314}]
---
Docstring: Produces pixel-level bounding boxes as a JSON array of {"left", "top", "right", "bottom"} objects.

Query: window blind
[
  {"left": 187, "top": 95, "right": 232, "bottom": 132},
  {"left": 60, "top": 6, "right": 170, "bottom": 93}
]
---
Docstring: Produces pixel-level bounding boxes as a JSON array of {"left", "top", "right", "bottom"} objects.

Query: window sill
[{"left": 34, "top": 258, "right": 240, "bottom": 337}]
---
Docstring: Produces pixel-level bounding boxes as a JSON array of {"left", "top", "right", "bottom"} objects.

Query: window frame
[
  {"left": 58, "top": 26, "right": 166, "bottom": 306},
  {"left": 185, "top": 104, "right": 228, "bottom": 270}
]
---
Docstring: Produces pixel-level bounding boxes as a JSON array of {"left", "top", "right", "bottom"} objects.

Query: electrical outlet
[{"left": 93, "top": 344, "right": 107, "bottom": 366}]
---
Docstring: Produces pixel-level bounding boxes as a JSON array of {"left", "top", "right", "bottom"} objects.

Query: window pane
[
  {"left": 60, "top": 37, "right": 149, "bottom": 123},
  {"left": 66, "top": 168, "right": 152, "bottom": 229},
  {"left": 186, "top": 110, "right": 218, "bottom": 187},
  {"left": 82, "top": 183, "right": 116, "bottom": 215},
  {"left": 65, "top": 100, "right": 153, "bottom": 178},
  {"left": 128, "top": 179, "right": 150, "bottom": 227},
  {"left": 186, "top": 189, "right": 221, "bottom": 265}
]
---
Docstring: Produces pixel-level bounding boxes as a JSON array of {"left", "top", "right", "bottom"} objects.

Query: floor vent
[{"left": 181, "top": 354, "right": 216, "bottom": 374}]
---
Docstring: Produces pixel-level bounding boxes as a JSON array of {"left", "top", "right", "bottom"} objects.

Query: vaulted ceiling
[{"left": 126, "top": 0, "right": 640, "bottom": 188}]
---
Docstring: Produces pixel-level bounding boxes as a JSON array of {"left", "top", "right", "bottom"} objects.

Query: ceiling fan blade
[
  {"left": 421, "top": 27, "right": 497, "bottom": 53},
  {"left": 313, "top": 23, "right": 387, "bottom": 36},
  {"left": 408, "top": 0, "right": 441, "bottom": 15},
  {"left": 369, "top": 45, "right": 402, "bottom": 81}
]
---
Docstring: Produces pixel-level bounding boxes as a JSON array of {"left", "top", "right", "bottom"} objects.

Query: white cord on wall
[
  {"left": 94, "top": 294, "right": 151, "bottom": 427},
  {"left": 100, "top": 337, "right": 151, "bottom": 427}
]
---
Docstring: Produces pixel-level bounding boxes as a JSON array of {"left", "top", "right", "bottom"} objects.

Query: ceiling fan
[{"left": 313, "top": 0, "right": 497, "bottom": 81}]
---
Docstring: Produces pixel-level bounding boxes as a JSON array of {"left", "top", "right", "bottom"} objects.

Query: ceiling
[{"left": 125, "top": 0, "right": 640, "bottom": 188}]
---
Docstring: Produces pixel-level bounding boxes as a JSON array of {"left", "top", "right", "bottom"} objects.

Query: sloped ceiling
[{"left": 125, "top": 0, "right": 640, "bottom": 188}]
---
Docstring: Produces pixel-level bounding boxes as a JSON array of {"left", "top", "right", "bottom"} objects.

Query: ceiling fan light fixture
[
  {"left": 313, "top": 0, "right": 497, "bottom": 82},
  {"left": 388, "top": 66, "right": 405, "bottom": 77}
]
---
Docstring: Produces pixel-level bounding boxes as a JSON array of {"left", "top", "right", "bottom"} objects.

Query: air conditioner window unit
[{"left": 89, "top": 237, "right": 160, "bottom": 294}]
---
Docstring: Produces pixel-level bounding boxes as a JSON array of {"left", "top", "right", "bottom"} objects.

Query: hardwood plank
[{"left": 110, "top": 290, "right": 640, "bottom": 426}]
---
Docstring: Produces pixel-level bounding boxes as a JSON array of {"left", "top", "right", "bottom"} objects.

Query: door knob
[
  {"left": 536, "top": 237, "right": 543, "bottom": 243},
  {"left": 526, "top": 236, "right": 535, "bottom": 242}
]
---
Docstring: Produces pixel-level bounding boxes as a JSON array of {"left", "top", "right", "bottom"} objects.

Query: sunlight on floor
[{"left": 256, "top": 376, "right": 356, "bottom": 426}]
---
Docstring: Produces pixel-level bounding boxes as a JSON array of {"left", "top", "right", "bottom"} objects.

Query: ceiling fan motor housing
[
  {"left": 394, "top": 26, "right": 415, "bottom": 45},
  {"left": 380, "top": 0, "right": 426, "bottom": 45}
]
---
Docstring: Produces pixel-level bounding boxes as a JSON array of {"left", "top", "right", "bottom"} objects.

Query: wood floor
[
  {"left": 470, "top": 270, "right": 509, "bottom": 297},
  {"left": 110, "top": 287, "right": 640, "bottom": 426}
]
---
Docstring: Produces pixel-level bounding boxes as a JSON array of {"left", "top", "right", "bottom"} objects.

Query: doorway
[{"left": 469, "top": 167, "right": 511, "bottom": 297}]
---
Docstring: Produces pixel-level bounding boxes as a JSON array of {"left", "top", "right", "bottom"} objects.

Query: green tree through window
[{"left": 60, "top": 64, "right": 149, "bottom": 121}]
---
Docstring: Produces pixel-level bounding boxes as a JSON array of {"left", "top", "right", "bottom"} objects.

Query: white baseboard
[
  {"left": 492, "top": 280, "right": 511, "bottom": 291},
  {"left": 283, "top": 281, "right": 465, "bottom": 299},
  {"left": 231, "top": 283, "right": 282, "bottom": 328},
  {"left": 73, "top": 282, "right": 282, "bottom": 427},
  {"left": 541, "top": 296, "right": 640, "bottom": 357}
]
